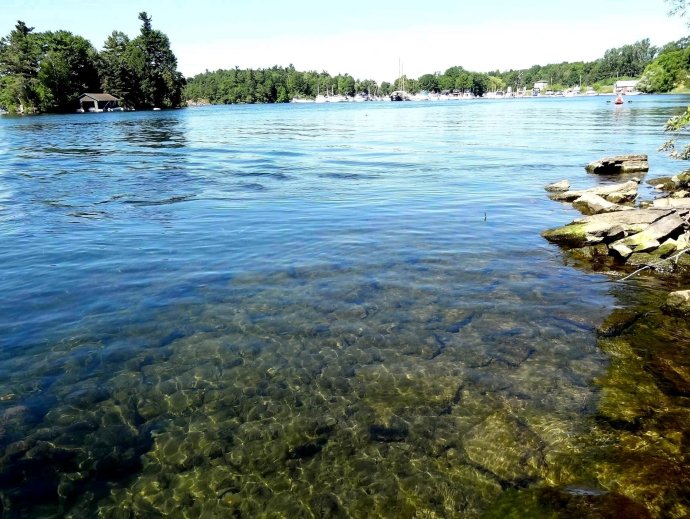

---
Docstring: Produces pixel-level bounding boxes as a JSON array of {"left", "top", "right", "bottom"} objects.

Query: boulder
[
  {"left": 585, "top": 154, "right": 649, "bottom": 175},
  {"left": 550, "top": 180, "right": 639, "bottom": 204},
  {"left": 612, "top": 212, "right": 686, "bottom": 252},
  {"left": 542, "top": 209, "right": 671, "bottom": 248},
  {"left": 648, "top": 176, "right": 676, "bottom": 191},
  {"left": 572, "top": 193, "right": 633, "bottom": 215},
  {"left": 662, "top": 290, "right": 690, "bottom": 316},
  {"left": 609, "top": 242, "right": 633, "bottom": 259},
  {"left": 545, "top": 179, "right": 570, "bottom": 192}
]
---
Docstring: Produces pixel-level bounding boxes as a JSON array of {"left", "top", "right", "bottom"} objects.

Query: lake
[{"left": 0, "top": 97, "right": 688, "bottom": 517}]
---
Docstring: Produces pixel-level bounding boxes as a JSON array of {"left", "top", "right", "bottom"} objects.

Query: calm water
[{"left": 0, "top": 97, "right": 688, "bottom": 517}]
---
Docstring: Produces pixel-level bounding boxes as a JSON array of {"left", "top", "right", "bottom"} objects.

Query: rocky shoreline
[
  {"left": 542, "top": 154, "right": 690, "bottom": 315},
  {"left": 537, "top": 155, "right": 690, "bottom": 518}
]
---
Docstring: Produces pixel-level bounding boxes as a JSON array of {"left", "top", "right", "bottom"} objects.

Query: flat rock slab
[
  {"left": 543, "top": 209, "right": 671, "bottom": 248},
  {"left": 550, "top": 180, "right": 639, "bottom": 204},
  {"left": 572, "top": 192, "right": 633, "bottom": 215},
  {"left": 585, "top": 154, "right": 649, "bottom": 175},
  {"left": 652, "top": 198, "right": 690, "bottom": 209}
]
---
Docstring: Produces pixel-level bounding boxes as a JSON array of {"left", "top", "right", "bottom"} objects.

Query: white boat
[
  {"left": 389, "top": 90, "right": 410, "bottom": 101},
  {"left": 314, "top": 95, "right": 328, "bottom": 104},
  {"left": 353, "top": 93, "right": 368, "bottom": 102},
  {"left": 327, "top": 94, "right": 347, "bottom": 103},
  {"left": 584, "top": 87, "right": 598, "bottom": 96},
  {"left": 291, "top": 97, "right": 314, "bottom": 103}
]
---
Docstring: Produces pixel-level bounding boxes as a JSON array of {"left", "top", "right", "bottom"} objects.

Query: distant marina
[{"left": 291, "top": 79, "right": 642, "bottom": 103}]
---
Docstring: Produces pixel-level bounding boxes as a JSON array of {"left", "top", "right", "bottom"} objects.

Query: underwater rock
[
  {"left": 369, "top": 423, "right": 409, "bottom": 443},
  {"left": 545, "top": 179, "right": 570, "bottom": 192},
  {"left": 597, "top": 309, "right": 643, "bottom": 338},
  {"left": 463, "top": 413, "right": 544, "bottom": 484},
  {"left": 585, "top": 154, "right": 649, "bottom": 175},
  {"left": 662, "top": 290, "right": 690, "bottom": 316}
]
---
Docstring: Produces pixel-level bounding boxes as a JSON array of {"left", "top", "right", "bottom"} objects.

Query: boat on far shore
[{"left": 390, "top": 90, "right": 410, "bottom": 101}]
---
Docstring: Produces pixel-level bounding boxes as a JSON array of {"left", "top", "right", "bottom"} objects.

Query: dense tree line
[
  {"left": 494, "top": 39, "right": 658, "bottom": 92},
  {"left": 184, "top": 66, "right": 380, "bottom": 104},
  {"left": 0, "top": 12, "right": 184, "bottom": 113},
  {"left": 185, "top": 39, "right": 664, "bottom": 105}
]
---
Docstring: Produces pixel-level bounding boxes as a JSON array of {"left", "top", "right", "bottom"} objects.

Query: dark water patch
[{"left": 122, "top": 194, "right": 196, "bottom": 206}]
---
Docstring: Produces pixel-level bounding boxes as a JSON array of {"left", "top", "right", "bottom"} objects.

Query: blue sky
[{"left": 2, "top": 0, "right": 688, "bottom": 81}]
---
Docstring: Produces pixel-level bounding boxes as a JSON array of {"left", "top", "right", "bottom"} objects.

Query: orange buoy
[{"left": 614, "top": 94, "right": 624, "bottom": 105}]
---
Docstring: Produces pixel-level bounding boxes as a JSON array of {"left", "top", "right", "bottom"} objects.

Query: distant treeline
[
  {"left": 184, "top": 39, "right": 672, "bottom": 104},
  {"left": 2, "top": 20, "right": 688, "bottom": 114},
  {"left": 0, "top": 12, "right": 184, "bottom": 114}
]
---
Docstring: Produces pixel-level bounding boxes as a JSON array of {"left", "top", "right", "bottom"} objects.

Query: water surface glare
[{"left": 0, "top": 97, "right": 688, "bottom": 517}]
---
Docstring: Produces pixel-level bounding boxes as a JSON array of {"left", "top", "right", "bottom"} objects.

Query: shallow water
[{"left": 0, "top": 97, "right": 688, "bottom": 517}]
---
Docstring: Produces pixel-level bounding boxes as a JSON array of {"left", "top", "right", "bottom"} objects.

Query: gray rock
[
  {"left": 545, "top": 179, "right": 570, "bottom": 192},
  {"left": 542, "top": 209, "right": 671, "bottom": 248},
  {"left": 585, "top": 154, "right": 649, "bottom": 175},
  {"left": 550, "top": 180, "right": 639, "bottom": 204},
  {"left": 609, "top": 242, "right": 633, "bottom": 259},
  {"left": 652, "top": 198, "right": 690, "bottom": 209},
  {"left": 615, "top": 212, "right": 686, "bottom": 251},
  {"left": 572, "top": 193, "right": 633, "bottom": 215}
]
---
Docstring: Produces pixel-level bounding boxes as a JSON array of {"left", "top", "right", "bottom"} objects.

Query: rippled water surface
[{"left": 0, "top": 97, "right": 688, "bottom": 517}]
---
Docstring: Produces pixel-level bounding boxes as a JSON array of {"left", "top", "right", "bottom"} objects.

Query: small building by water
[
  {"left": 614, "top": 80, "right": 639, "bottom": 94},
  {"left": 78, "top": 93, "right": 121, "bottom": 113}
]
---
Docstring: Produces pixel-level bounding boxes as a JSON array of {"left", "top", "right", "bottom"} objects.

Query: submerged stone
[
  {"left": 662, "top": 290, "right": 690, "bottom": 316},
  {"left": 463, "top": 413, "right": 544, "bottom": 484}
]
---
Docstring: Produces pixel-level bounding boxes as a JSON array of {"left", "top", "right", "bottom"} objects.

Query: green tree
[
  {"left": 418, "top": 73, "right": 439, "bottom": 92},
  {"left": 37, "top": 31, "right": 100, "bottom": 112},
  {"left": 98, "top": 31, "right": 134, "bottom": 103},
  {"left": 638, "top": 48, "right": 689, "bottom": 92},
  {"left": 126, "top": 12, "right": 184, "bottom": 108},
  {"left": 660, "top": 0, "right": 690, "bottom": 160},
  {"left": 0, "top": 21, "right": 41, "bottom": 112}
]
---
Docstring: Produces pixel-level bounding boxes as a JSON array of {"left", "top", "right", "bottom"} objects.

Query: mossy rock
[{"left": 542, "top": 224, "right": 595, "bottom": 248}]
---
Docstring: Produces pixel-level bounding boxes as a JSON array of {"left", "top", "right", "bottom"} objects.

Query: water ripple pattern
[{"left": 0, "top": 96, "right": 687, "bottom": 517}]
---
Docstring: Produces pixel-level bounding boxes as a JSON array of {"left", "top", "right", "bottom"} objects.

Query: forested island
[
  {"left": 1, "top": 13, "right": 690, "bottom": 112},
  {"left": 0, "top": 12, "right": 184, "bottom": 114}
]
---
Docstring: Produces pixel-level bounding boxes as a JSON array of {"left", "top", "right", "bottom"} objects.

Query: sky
[{"left": 2, "top": 0, "right": 689, "bottom": 82}]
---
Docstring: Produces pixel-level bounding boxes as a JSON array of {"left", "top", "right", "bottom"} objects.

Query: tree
[
  {"left": 658, "top": 1, "right": 690, "bottom": 160},
  {"left": 0, "top": 21, "right": 41, "bottom": 112},
  {"left": 125, "top": 12, "right": 184, "bottom": 108},
  {"left": 37, "top": 31, "right": 100, "bottom": 112},
  {"left": 98, "top": 31, "right": 134, "bottom": 103},
  {"left": 418, "top": 73, "right": 439, "bottom": 92}
]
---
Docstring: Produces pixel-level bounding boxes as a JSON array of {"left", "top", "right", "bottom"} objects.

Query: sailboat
[{"left": 390, "top": 59, "right": 410, "bottom": 101}]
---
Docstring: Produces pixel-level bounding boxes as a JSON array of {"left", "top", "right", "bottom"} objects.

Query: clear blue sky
[{"left": 2, "top": 0, "right": 688, "bottom": 81}]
